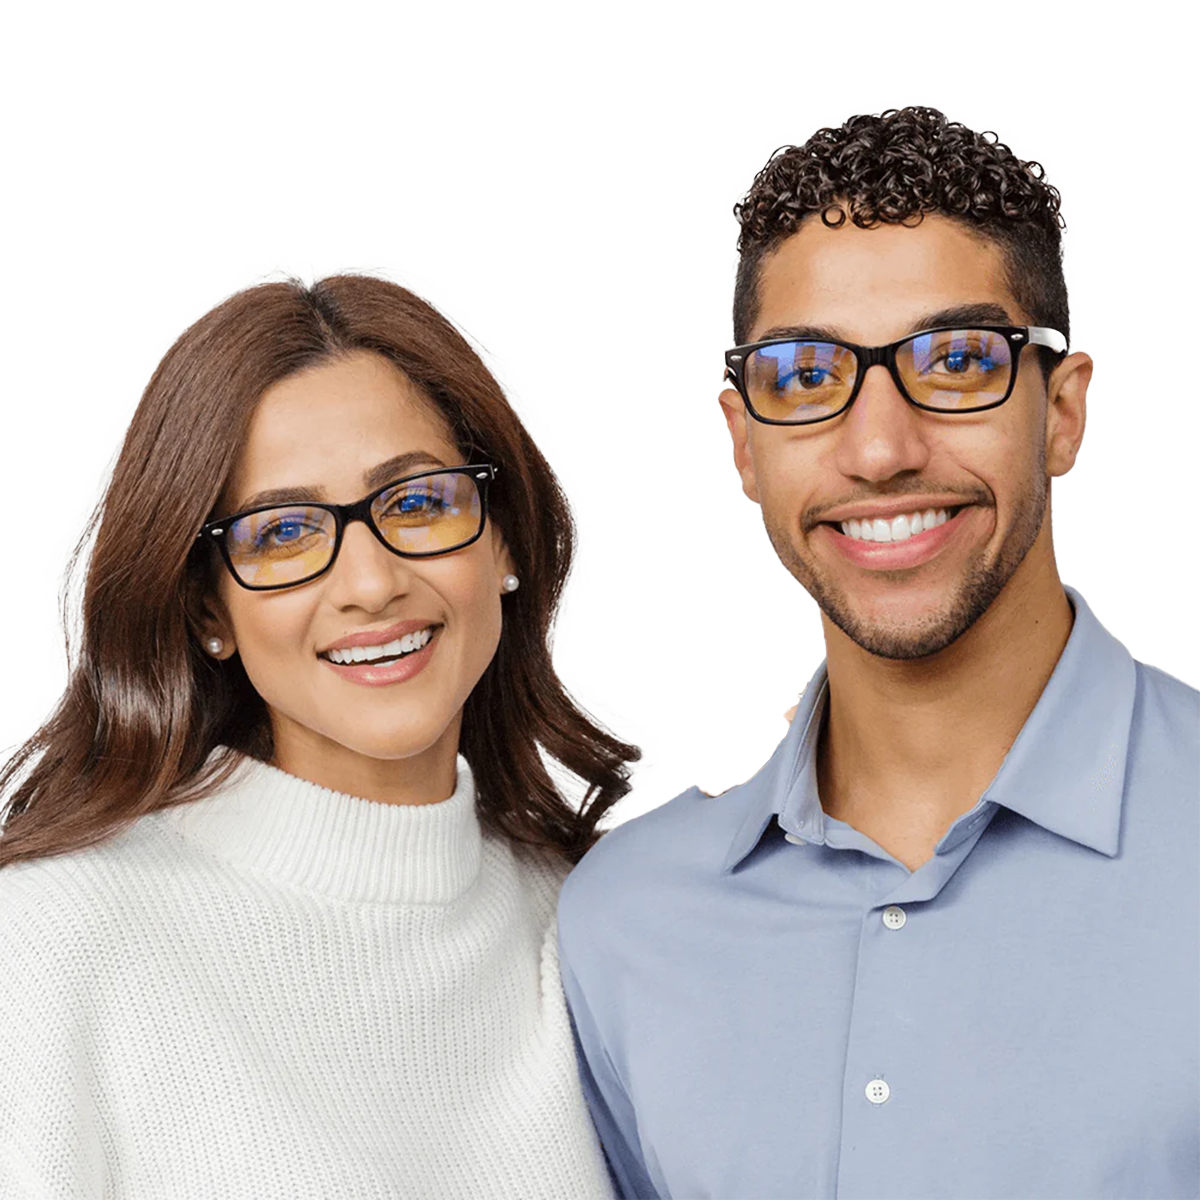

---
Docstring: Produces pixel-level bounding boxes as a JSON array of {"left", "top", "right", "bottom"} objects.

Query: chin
[
  {"left": 832, "top": 610, "right": 973, "bottom": 661},
  {"left": 828, "top": 566, "right": 1009, "bottom": 662},
  {"left": 343, "top": 723, "right": 456, "bottom": 763},
  {"left": 286, "top": 702, "right": 452, "bottom": 762}
]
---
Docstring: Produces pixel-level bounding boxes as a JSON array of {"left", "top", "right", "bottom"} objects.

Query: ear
[
  {"left": 719, "top": 386, "right": 761, "bottom": 503},
  {"left": 488, "top": 524, "right": 517, "bottom": 592},
  {"left": 183, "top": 563, "right": 237, "bottom": 659},
  {"left": 1045, "top": 351, "right": 1091, "bottom": 478}
]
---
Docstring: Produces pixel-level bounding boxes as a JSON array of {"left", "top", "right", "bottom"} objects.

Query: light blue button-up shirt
[{"left": 558, "top": 587, "right": 1199, "bottom": 1199}]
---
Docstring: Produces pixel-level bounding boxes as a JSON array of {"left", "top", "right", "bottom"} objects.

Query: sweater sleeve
[{"left": 0, "top": 872, "right": 108, "bottom": 1199}]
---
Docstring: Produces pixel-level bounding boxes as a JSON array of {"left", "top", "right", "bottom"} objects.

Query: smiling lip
[
  {"left": 318, "top": 619, "right": 439, "bottom": 655},
  {"left": 318, "top": 626, "right": 439, "bottom": 688},
  {"left": 820, "top": 505, "right": 979, "bottom": 571},
  {"left": 816, "top": 496, "right": 973, "bottom": 525}
]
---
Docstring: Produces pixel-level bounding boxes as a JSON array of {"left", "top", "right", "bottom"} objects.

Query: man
[{"left": 557, "top": 107, "right": 1199, "bottom": 1200}]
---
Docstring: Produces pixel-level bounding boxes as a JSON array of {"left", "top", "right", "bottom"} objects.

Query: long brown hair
[{"left": 0, "top": 275, "right": 638, "bottom": 868}]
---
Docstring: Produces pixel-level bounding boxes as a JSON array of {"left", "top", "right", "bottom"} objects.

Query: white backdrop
[{"left": 3, "top": 2, "right": 1196, "bottom": 824}]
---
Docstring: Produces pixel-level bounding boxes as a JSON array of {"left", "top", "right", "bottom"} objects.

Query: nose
[
  {"left": 325, "top": 519, "right": 414, "bottom": 611},
  {"left": 833, "top": 362, "right": 931, "bottom": 484}
]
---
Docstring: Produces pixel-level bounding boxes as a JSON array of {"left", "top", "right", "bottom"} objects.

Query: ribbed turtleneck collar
[{"left": 161, "top": 753, "right": 483, "bottom": 905}]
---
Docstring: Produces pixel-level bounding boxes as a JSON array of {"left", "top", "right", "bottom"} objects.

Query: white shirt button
[
  {"left": 882, "top": 905, "right": 906, "bottom": 930},
  {"left": 865, "top": 1078, "right": 890, "bottom": 1105},
  {"left": 784, "top": 833, "right": 805, "bottom": 845}
]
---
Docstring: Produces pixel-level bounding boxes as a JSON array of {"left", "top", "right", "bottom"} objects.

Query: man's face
[{"left": 721, "top": 214, "right": 1084, "bottom": 661}]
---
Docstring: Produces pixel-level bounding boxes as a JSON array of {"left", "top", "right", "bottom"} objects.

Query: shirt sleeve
[{"left": 557, "top": 946, "right": 661, "bottom": 1200}]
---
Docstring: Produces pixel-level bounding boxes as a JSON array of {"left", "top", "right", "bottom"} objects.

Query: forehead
[
  {"left": 752, "top": 214, "right": 1020, "bottom": 344},
  {"left": 226, "top": 351, "right": 458, "bottom": 506}
]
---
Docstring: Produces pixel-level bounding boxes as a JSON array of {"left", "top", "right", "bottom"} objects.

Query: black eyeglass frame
[
  {"left": 724, "top": 325, "right": 1068, "bottom": 426},
  {"left": 197, "top": 463, "right": 498, "bottom": 592}
]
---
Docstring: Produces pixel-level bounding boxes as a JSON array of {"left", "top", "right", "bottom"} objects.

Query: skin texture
[
  {"left": 198, "top": 351, "right": 513, "bottom": 807},
  {"left": 720, "top": 215, "right": 1092, "bottom": 869}
]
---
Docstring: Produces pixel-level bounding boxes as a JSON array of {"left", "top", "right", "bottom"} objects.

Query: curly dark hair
[{"left": 732, "top": 107, "right": 1069, "bottom": 359}]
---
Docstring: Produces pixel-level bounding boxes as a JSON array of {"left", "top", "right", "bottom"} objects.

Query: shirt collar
[{"left": 722, "top": 586, "right": 1136, "bottom": 873}]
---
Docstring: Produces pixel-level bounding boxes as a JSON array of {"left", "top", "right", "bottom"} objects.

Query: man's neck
[{"left": 816, "top": 555, "right": 1075, "bottom": 871}]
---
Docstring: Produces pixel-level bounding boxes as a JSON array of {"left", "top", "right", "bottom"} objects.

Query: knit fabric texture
[{"left": 0, "top": 753, "right": 614, "bottom": 1199}]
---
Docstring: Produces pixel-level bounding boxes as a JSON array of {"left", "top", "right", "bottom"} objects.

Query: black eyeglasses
[
  {"left": 724, "top": 325, "right": 1068, "bottom": 425},
  {"left": 197, "top": 464, "right": 496, "bottom": 591}
]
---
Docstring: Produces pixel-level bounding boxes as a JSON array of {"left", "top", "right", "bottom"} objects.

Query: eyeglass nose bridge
[
  {"left": 323, "top": 494, "right": 408, "bottom": 573},
  {"left": 843, "top": 343, "right": 916, "bottom": 412}
]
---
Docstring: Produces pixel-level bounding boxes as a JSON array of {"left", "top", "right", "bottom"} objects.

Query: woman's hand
[{"left": 662, "top": 686, "right": 811, "bottom": 796}]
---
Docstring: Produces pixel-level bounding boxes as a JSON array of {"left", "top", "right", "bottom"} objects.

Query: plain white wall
[{"left": 2, "top": 2, "right": 1195, "bottom": 824}]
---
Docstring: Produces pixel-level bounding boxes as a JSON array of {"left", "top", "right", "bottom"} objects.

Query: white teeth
[
  {"left": 840, "top": 508, "right": 955, "bottom": 543},
  {"left": 326, "top": 627, "right": 432, "bottom": 665}
]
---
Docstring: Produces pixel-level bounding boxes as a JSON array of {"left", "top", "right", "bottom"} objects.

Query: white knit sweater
[{"left": 0, "top": 754, "right": 615, "bottom": 1199}]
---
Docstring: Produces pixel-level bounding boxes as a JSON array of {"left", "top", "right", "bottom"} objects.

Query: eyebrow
[
  {"left": 753, "top": 302, "right": 1015, "bottom": 345},
  {"left": 235, "top": 451, "right": 449, "bottom": 512}
]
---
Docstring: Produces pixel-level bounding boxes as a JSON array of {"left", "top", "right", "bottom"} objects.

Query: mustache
[{"left": 806, "top": 484, "right": 993, "bottom": 532}]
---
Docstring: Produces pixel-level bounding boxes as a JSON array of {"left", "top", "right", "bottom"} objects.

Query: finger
[
  {"left": 681, "top": 691, "right": 772, "bottom": 744},
  {"left": 777, "top": 681, "right": 806, "bottom": 724},
  {"left": 662, "top": 748, "right": 705, "bottom": 787}
]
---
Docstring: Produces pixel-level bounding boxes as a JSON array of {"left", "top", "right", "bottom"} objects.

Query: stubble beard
[{"left": 765, "top": 461, "right": 1049, "bottom": 662}]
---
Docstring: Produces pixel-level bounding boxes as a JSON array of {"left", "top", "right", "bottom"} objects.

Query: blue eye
[
  {"left": 382, "top": 490, "right": 454, "bottom": 521},
  {"left": 254, "top": 517, "right": 319, "bottom": 548},
  {"left": 397, "top": 491, "right": 440, "bottom": 514},
  {"left": 272, "top": 520, "right": 305, "bottom": 542}
]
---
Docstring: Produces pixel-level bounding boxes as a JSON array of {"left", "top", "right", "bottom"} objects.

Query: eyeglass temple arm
[{"left": 1026, "top": 327, "right": 1068, "bottom": 354}]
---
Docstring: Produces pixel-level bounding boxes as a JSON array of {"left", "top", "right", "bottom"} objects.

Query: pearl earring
[
  {"left": 205, "top": 637, "right": 225, "bottom": 656},
  {"left": 501, "top": 574, "right": 520, "bottom": 593}
]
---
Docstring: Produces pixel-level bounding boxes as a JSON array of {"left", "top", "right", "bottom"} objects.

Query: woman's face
[{"left": 201, "top": 351, "right": 512, "bottom": 801}]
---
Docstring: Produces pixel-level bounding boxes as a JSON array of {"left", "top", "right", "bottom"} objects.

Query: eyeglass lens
[
  {"left": 224, "top": 471, "right": 484, "bottom": 587},
  {"left": 743, "top": 329, "right": 1014, "bottom": 423}
]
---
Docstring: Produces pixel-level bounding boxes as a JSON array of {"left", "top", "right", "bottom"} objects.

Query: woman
[{"left": 0, "top": 275, "right": 636, "bottom": 1197}]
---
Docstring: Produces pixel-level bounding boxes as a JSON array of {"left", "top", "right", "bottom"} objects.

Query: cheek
[
  {"left": 753, "top": 444, "right": 811, "bottom": 531},
  {"left": 447, "top": 568, "right": 504, "bottom": 670},
  {"left": 222, "top": 586, "right": 316, "bottom": 693}
]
